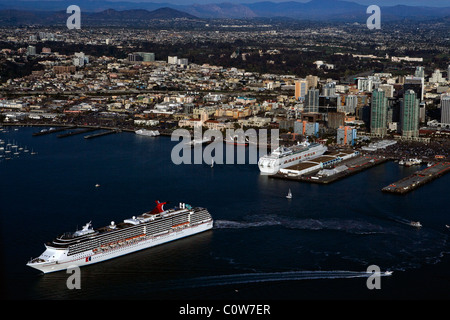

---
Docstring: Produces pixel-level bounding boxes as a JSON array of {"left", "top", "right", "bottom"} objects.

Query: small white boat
[
  {"left": 286, "top": 189, "right": 292, "bottom": 199},
  {"left": 95, "top": 184, "right": 100, "bottom": 188},
  {"left": 410, "top": 221, "right": 422, "bottom": 228},
  {"left": 384, "top": 271, "right": 393, "bottom": 276}
]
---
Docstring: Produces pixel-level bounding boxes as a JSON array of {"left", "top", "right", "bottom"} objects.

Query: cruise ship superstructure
[
  {"left": 135, "top": 129, "right": 160, "bottom": 137},
  {"left": 27, "top": 201, "right": 213, "bottom": 273},
  {"left": 258, "top": 141, "right": 327, "bottom": 174}
]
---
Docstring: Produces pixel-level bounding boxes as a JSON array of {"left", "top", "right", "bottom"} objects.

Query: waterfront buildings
[{"left": 337, "top": 126, "right": 357, "bottom": 146}]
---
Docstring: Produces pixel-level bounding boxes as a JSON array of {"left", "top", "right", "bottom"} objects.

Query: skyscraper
[
  {"left": 322, "top": 82, "right": 336, "bottom": 96},
  {"left": 306, "top": 75, "right": 318, "bottom": 89},
  {"left": 345, "top": 95, "right": 358, "bottom": 114},
  {"left": 404, "top": 76, "right": 424, "bottom": 101},
  {"left": 400, "top": 90, "right": 419, "bottom": 138},
  {"left": 295, "top": 79, "right": 307, "bottom": 100},
  {"left": 304, "top": 89, "right": 319, "bottom": 113},
  {"left": 441, "top": 94, "right": 450, "bottom": 125},
  {"left": 370, "top": 88, "right": 387, "bottom": 136},
  {"left": 414, "top": 66, "right": 425, "bottom": 79}
]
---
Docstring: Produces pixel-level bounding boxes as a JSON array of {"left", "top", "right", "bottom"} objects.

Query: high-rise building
[
  {"left": 27, "top": 45, "right": 36, "bottom": 56},
  {"left": 370, "top": 88, "right": 388, "bottom": 136},
  {"left": 357, "top": 78, "right": 373, "bottom": 92},
  {"left": 404, "top": 76, "right": 424, "bottom": 101},
  {"left": 419, "top": 102, "right": 426, "bottom": 123},
  {"left": 337, "top": 126, "right": 357, "bottom": 146},
  {"left": 441, "top": 94, "right": 450, "bottom": 125},
  {"left": 295, "top": 79, "right": 307, "bottom": 100},
  {"left": 168, "top": 56, "right": 178, "bottom": 65},
  {"left": 304, "top": 89, "right": 319, "bottom": 113},
  {"left": 73, "top": 52, "right": 89, "bottom": 67},
  {"left": 306, "top": 75, "right": 318, "bottom": 89},
  {"left": 400, "top": 90, "right": 420, "bottom": 138},
  {"left": 414, "top": 66, "right": 425, "bottom": 79},
  {"left": 128, "top": 53, "right": 143, "bottom": 62},
  {"left": 429, "top": 69, "right": 444, "bottom": 84},
  {"left": 378, "top": 84, "right": 394, "bottom": 98},
  {"left": 141, "top": 52, "right": 155, "bottom": 62},
  {"left": 178, "top": 58, "right": 188, "bottom": 66},
  {"left": 294, "top": 120, "right": 319, "bottom": 137},
  {"left": 345, "top": 95, "right": 358, "bottom": 114},
  {"left": 322, "top": 82, "right": 336, "bottom": 96}
]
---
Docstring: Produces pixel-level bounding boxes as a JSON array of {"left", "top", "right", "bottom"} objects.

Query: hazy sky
[
  {"left": 15, "top": 0, "right": 450, "bottom": 7},
  {"left": 118, "top": 0, "right": 450, "bottom": 6}
]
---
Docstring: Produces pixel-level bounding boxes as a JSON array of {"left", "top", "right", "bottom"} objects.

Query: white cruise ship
[
  {"left": 27, "top": 201, "right": 213, "bottom": 273},
  {"left": 258, "top": 141, "right": 327, "bottom": 175},
  {"left": 135, "top": 129, "right": 160, "bottom": 137}
]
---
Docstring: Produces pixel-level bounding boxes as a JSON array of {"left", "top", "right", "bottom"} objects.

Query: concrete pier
[{"left": 382, "top": 162, "right": 450, "bottom": 194}]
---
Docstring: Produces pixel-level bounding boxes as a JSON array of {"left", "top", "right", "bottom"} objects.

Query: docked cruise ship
[
  {"left": 258, "top": 141, "right": 327, "bottom": 174},
  {"left": 27, "top": 201, "right": 213, "bottom": 273},
  {"left": 135, "top": 129, "right": 160, "bottom": 137}
]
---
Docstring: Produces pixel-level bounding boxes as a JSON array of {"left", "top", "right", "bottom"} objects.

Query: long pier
[
  {"left": 382, "top": 162, "right": 450, "bottom": 194},
  {"left": 32, "top": 126, "right": 77, "bottom": 136},
  {"left": 270, "top": 154, "right": 388, "bottom": 184},
  {"left": 84, "top": 130, "right": 119, "bottom": 139},
  {"left": 57, "top": 128, "right": 98, "bottom": 138}
]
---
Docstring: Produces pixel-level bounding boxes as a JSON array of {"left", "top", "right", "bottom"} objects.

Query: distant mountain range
[{"left": 1, "top": 0, "right": 450, "bottom": 24}]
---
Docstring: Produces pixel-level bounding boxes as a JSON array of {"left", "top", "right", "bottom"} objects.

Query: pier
[
  {"left": 84, "top": 130, "right": 119, "bottom": 139},
  {"left": 382, "top": 162, "right": 450, "bottom": 194},
  {"left": 32, "top": 126, "right": 77, "bottom": 136},
  {"left": 57, "top": 128, "right": 99, "bottom": 138},
  {"left": 270, "top": 153, "right": 388, "bottom": 184}
]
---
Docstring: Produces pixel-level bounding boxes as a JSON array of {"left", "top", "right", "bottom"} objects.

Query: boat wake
[
  {"left": 214, "top": 215, "right": 387, "bottom": 235},
  {"left": 162, "top": 270, "right": 392, "bottom": 290}
]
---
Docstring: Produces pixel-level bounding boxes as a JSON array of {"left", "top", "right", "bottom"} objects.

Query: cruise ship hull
[{"left": 27, "top": 220, "right": 213, "bottom": 274}]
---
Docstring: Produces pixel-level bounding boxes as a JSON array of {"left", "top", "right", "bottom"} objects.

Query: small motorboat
[{"left": 410, "top": 221, "right": 422, "bottom": 228}]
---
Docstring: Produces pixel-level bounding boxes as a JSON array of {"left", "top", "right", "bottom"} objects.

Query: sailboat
[{"left": 286, "top": 189, "right": 292, "bottom": 199}]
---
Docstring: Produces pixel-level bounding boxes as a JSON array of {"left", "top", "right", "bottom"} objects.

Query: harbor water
[{"left": 0, "top": 126, "right": 449, "bottom": 300}]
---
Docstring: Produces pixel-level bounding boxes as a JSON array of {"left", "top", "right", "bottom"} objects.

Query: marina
[{"left": 382, "top": 162, "right": 450, "bottom": 194}]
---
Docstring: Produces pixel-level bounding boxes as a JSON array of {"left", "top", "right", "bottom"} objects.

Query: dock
[
  {"left": 32, "top": 126, "right": 77, "bottom": 136},
  {"left": 84, "top": 130, "right": 119, "bottom": 139},
  {"left": 270, "top": 153, "right": 388, "bottom": 184},
  {"left": 382, "top": 162, "right": 450, "bottom": 194},
  {"left": 57, "top": 128, "right": 99, "bottom": 138}
]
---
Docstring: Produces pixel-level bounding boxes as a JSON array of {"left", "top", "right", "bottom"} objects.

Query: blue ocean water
[{"left": 0, "top": 126, "right": 449, "bottom": 300}]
